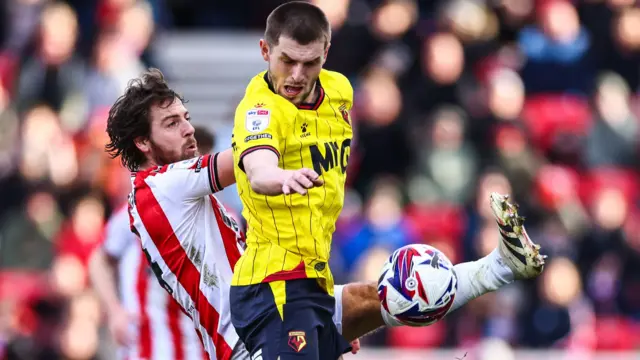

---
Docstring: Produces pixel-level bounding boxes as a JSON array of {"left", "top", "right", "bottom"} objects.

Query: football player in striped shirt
[{"left": 89, "top": 126, "right": 216, "bottom": 360}]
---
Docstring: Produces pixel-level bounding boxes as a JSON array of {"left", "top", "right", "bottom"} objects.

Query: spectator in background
[
  {"left": 518, "top": 0, "right": 593, "bottom": 95},
  {"left": 336, "top": 179, "right": 417, "bottom": 280},
  {"left": 0, "top": 189, "right": 60, "bottom": 272},
  {"left": 409, "top": 105, "right": 478, "bottom": 205},
  {"left": 14, "top": 2, "right": 86, "bottom": 114},
  {"left": 584, "top": 72, "right": 639, "bottom": 169}
]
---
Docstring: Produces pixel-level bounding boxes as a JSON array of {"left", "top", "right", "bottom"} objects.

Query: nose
[
  {"left": 183, "top": 119, "right": 195, "bottom": 137},
  {"left": 291, "top": 64, "right": 305, "bottom": 83}
]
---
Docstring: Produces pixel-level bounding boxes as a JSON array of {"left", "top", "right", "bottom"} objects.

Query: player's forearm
[
  {"left": 246, "top": 166, "right": 290, "bottom": 195},
  {"left": 88, "top": 249, "right": 124, "bottom": 315},
  {"left": 215, "top": 148, "right": 236, "bottom": 189}
]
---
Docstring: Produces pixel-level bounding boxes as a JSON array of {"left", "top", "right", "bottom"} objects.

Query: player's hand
[
  {"left": 350, "top": 339, "right": 361, "bottom": 354},
  {"left": 108, "top": 307, "right": 138, "bottom": 347},
  {"left": 282, "top": 168, "right": 323, "bottom": 195}
]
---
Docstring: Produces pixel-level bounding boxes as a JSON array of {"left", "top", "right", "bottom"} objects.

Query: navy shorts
[{"left": 229, "top": 279, "right": 351, "bottom": 360}]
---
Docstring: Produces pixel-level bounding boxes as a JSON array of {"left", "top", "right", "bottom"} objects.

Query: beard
[{"left": 149, "top": 140, "right": 198, "bottom": 166}]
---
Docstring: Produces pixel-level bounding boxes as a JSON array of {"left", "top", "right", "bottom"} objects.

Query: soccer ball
[{"left": 377, "top": 244, "right": 458, "bottom": 326}]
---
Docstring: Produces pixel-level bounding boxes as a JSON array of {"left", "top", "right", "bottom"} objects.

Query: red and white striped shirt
[
  {"left": 128, "top": 153, "right": 244, "bottom": 360},
  {"left": 103, "top": 206, "right": 207, "bottom": 360}
]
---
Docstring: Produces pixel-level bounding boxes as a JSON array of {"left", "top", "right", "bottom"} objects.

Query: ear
[
  {"left": 259, "top": 39, "right": 269, "bottom": 62},
  {"left": 134, "top": 136, "right": 150, "bottom": 154},
  {"left": 323, "top": 42, "right": 331, "bottom": 65}
]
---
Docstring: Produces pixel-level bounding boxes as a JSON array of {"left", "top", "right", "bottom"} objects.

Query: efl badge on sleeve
[
  {"left": 288, "top": 331, "right": 307, "bottom": 352},
  {"left": 245, "top": 108, "right": 270, "bottom": 133}
]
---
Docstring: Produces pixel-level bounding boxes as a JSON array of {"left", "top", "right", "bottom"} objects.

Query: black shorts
[{"left": 229, "top": 279, "right": 351, "bottom": 360}]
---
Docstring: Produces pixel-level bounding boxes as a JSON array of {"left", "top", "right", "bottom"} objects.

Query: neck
[{"left": 138, "top": 159, "right": 158, "bottom": 172}]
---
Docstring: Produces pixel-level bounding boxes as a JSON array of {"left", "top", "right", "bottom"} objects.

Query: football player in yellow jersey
[{"left": 229, "top": 2, "right": 354, "bottom": 359}]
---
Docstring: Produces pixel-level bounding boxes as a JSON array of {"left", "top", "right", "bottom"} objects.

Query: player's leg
[
  {"left": 229, "top": 282, "right": 287, "bottom": 360},
  {"left": 333, "top": 283, "right": 383, "bottom": 341},
  {"left": 278, "top": 279, "right": 351, "bottom": 360},
  {"left": 336, "top": 248, "right": 516, "bottom": 338},
  {"left": 335, "top": 192, "right": 545, "bottom": 339}
]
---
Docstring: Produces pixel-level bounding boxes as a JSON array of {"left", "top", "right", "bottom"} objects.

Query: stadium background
[{"left": 0, "top": 0, "right": 640, "bottom": 359}]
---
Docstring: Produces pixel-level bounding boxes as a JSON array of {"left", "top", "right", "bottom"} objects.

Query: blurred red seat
[
  {"left": 534, "top": 164, "right": 581, "bottom": 210},
  {"left": 521, "top": 94, "right": 592, "bottom": 153},
  {"left": 579, "top": 168, "right": 640, "bottom": 207},
  {"left": 0, "top": 52, "right": 18, "bottom": 94}
]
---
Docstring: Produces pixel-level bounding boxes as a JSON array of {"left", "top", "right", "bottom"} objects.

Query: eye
[
  {"left": 282, "top": 58, "right": 294, "bottom": 65},
  {"left": 305, "top": 60, "right": 320, "bottom": 67},
  {"left": 168, "top": 121, "right": 177, "bottom": 128}
]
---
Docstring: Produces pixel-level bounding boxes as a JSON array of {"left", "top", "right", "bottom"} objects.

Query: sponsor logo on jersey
[
  {"left": 309, "top": 139, "right": 351, "bottom": 175},
  {"left": 194, "top": 156, "right": 204, "bottom": 173},
  {"left": 245, "top": 133, "right": 272, "bottom": 142},
  {"left": 300, "top": 123, "right": 311, "bottom": 138}
]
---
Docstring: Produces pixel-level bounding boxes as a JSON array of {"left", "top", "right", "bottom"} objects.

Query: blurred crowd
[{"left": 1, "top": 0, "right": 640, "bottom": 359}]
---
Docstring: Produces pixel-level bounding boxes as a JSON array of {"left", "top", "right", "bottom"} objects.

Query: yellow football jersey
[{"left": 231, "top": 69, "right": 353, "bottom": 295}]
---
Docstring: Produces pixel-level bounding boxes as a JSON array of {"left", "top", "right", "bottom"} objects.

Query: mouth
[
  {"left": 185, "top": 142, "right": 198, "bottom": 152},
  {"left": 283, "top": 85, "right": 303, "bottom": 97}
]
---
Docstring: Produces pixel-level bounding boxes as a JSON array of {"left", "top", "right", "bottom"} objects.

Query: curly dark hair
[{"left": 105, "top": 68, "right": 185, "bottom": 171}]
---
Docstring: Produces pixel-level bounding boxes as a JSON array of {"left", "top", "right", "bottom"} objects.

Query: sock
[
  {"left": 381, "top": 305, "right": 404, "bottom": 327},
  {"left": 448, "top": 248, "right": 514, "bottom": 314}
]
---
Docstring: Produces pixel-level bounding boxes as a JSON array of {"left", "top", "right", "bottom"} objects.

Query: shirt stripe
[
  {"left": 167, "top": 299, "right": 184, "bottom": 360},
  {"left": 133, "top": 175, "right": 234, "bottom": 360},
  {"left": 136, "top": 249, "right": 152, "bottom": 359}
]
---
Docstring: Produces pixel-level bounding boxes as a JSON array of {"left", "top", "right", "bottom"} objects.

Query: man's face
[
  {"left": 261, "top": 36, "right": 328, "bottom": 105},
  {"left": 138, "top": 98, "right": 198, "bottom": 167}
]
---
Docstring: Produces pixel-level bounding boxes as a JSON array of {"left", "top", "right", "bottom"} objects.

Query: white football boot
[{"left": 489, "top": 192, "right": 546, "bottom": 280}]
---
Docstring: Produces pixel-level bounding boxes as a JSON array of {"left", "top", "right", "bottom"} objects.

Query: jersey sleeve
[
  {"left": 102, "top": 206, "right": 135, "bottom": 258},
  {"left": 232, "top": 101, "right": 283, "bottom": 172},
  {"left": 150, "top": 152, "right": 225, "bottom": 201},
  {"left": 341, "top": 74, "right": 354, "bottom": 111}
]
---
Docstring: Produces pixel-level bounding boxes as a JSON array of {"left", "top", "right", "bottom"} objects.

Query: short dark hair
[
  {"left": 265, "top": 1, "right": 331, "bottom": 48},
  {"left": 193, "top": 125, "right": 216, "bottom": 154},
  {"left": 105, "top": 68, "right": 185, "bottom": 171}
]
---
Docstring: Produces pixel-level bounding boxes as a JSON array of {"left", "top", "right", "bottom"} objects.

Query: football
[{"left": 377, "top": 244, "right": 458, "bottom": 326}]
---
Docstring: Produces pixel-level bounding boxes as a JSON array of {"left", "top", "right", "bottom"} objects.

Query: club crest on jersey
[
  {"left": 288, "top": 331, "right": 307, "bottom": 352},
  {"left": 339, "top": 102, "right": 350, "bottom": 124},
  {"left": 246, "top": 108, "right": 270, "bottom": 133}
]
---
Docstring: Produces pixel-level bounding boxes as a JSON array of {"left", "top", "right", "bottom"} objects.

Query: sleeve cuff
[
  {"left": 208, "top": 153, "right": 224, "bottom": 193},
  {"left": 238, "top": 145, "right": 280, "bottom": 173}
]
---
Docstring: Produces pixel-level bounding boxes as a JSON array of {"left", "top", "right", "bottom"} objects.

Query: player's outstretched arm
[{"left": 242, "top": 149, "right": 323, "bottom": 195}]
